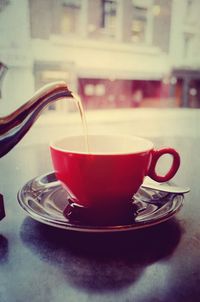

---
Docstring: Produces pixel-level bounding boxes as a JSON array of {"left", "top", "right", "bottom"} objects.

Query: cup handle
[{"left": 148, "top": 148, "right": 180, "bottom": 182}]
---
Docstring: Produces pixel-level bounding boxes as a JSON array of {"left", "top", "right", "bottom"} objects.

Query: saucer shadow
[
  {"left": 20, "top": 217, "right": 183, "bottom": 292},
  {"left": 0, "top": 234, "right": 9, "bottom": 264}
]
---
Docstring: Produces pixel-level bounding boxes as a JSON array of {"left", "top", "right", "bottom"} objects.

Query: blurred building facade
[{"left": 0, "top": 0, "right": 200, "bottom": 114}]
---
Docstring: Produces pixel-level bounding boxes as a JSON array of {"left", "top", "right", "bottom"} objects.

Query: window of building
[
  {"left": 183, "top": 33, "right": 194, "bottom": 59},
  {"left": 0, "top": 0, "right": 10, "bottom": 13},
  {"left": 87, "top": 0, "right": 117, "bottom": 39},
  {"left": 152, "top": 0, "right": 172, "bottom": 53},
  {"left": 131, "top": 5, "right": 148, "bottom": 43},
  {"left": 29, "top": 0, "right": 82, "bottom": 39},
  {"left": 121, "top": 0, "right": 171, "bottom": 51},
  {"left": 101, "top": 0, "right": 117, "bottom": 36},
  {"left": 185, "top": 0, "right": 199, "bottom": 25},
  {"left": 60, "top": 0, "right": 81, "bottom": 35}
]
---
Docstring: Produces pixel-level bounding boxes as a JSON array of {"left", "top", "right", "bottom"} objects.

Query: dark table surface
[{"left": 0, "top": 136, "right": 199, "bottom": 302}]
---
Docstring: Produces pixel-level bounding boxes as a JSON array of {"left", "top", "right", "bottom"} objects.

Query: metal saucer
[{"left": 17, "top": 172, "right": 184, "bottom": 233}]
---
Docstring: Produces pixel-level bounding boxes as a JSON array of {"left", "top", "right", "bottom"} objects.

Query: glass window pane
[
  {"left": 152, "top": 0, "right": 172, "bottom": 52},
  {"left": 131, "top": 4, "right": 148, "bottom": 43},
  {"left": 60, "top": 0, "right": 81, "bottom": 34},
  {"left": 87, "top": 0, "right": 117, "bottom": 39}
]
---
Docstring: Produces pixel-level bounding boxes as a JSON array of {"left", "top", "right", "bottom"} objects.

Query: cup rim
[{"left": 50, "top": 134, "right": 154, "bottom": 155}]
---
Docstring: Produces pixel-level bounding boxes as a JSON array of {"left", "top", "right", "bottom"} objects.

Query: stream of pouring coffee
[{"left": 71, "top": 92, "right": 90, "bottom": 153}]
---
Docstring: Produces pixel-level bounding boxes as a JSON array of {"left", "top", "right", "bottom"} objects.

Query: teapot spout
[{"left": 0, "top": 81, "right": 73, "bottom": 157}]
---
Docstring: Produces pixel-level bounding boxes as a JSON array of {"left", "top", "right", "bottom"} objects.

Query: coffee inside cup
[{"left": 51, "top": 134, "right": 153, "bottom": 154}]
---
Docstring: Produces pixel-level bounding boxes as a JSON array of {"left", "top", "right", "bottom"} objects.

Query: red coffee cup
[{"left": 50, "top": 134, "right": 180, "bottom": 214}]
